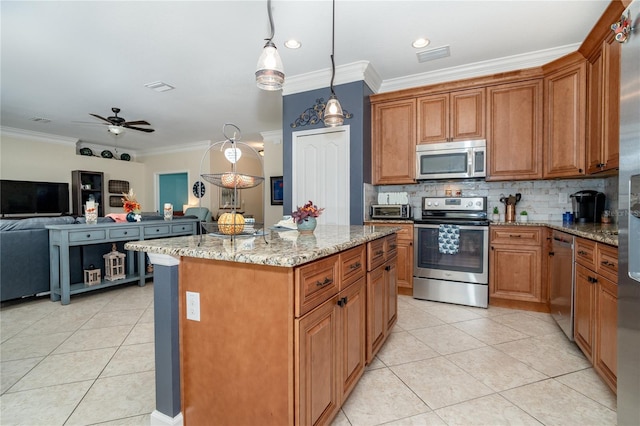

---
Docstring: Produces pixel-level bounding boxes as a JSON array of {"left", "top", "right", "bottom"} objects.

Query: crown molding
[
  {"left": 260, "top": 130, "right": 283, "bottom": 144},
  {"left": 283, "top": 60, "right": 381, "bottom": 95},
  {"left": 283, "top": 43, "right": 581, "bottom": 96},
  {"left": 379, "top": 43, "right": 581, "bottom": 93},
  {"left": 136, "top": 140, "right": 212, "bottom": 157},
  {"left": 0, "top": 126, "right": 78, "bottom": 146}
]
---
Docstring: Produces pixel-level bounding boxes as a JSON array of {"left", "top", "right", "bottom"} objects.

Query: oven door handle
[{"left": 414, "top": 223, "right": 487, "bottom": 231}]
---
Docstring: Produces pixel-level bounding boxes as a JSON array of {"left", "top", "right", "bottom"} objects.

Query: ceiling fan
[{"left": 89, "top": 107, "right": 155, "bottom": 134}]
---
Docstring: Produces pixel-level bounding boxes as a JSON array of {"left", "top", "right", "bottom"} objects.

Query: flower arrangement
[
  {"left": 121, "top": 189, "right": 141, "bottom": 214},
  {"left": 292, "top": 200, "right": 324, "bottom": 224}
]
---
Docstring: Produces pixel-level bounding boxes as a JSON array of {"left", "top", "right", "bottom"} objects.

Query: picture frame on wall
[{"left": 270, "top": 176, "right": 283, "bottom": 205}]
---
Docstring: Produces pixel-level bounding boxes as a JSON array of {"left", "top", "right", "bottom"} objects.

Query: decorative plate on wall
[
  {"left": 101, "top": 150, "right": 114, "bottom": 159},
  {"left": 120, "top": 153, "right": 131, "bottom": 161},
  {"left": 192, "top": 181, "right": 206, "bottom": 198},
  {"left": 79, "top": 147, "right": 93, "bottom": 156}
]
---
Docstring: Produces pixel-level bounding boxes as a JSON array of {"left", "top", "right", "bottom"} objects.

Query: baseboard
[{"left": 150, "top": 410, "right": 183, "bottom": 426}]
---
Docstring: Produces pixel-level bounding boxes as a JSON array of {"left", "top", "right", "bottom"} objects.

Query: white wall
[
  {"left": 0, "top": 130, "right": 146, "bottom": 215},
  {"left": 262, "top": 130, "right": 284, "bottom": 227}
]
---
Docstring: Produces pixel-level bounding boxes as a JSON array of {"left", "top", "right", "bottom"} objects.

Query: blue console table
[{"left": 47, "top": 219, "right": 198, "bottom": 304}]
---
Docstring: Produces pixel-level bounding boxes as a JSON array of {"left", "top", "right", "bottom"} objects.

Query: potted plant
[
  {"left": 519, "top": 210, "right": 529, "bottom": 222},
  {"left": 292, "top": 200, "right": 324, "bottom": 234},
  {"left": 492, "top": 206, "right": 500, "bottom": 222}
]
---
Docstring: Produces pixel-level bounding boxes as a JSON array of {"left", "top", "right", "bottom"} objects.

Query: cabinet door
[
  {"left": 372, "top": 99, "right": 416, "bottom": 184},
  {"left": 595, "top": 275, "right": 617, "bottom": 393},
  {"left": 386, "top": 261, "right": 398, "bottom": 331},
  {"left": 418, "top": 93, "right": 449, "bottom": 143},
  {"left": 574, "top": 264, "right": 596, "bottom": 361},
  {"left": 395, "top": 238, "right": 413, "bottom": 292},
  {"left": 489, "top": 245, "right": 542, "bottom": 302},
  {"left": 486, "top": 80, "right": 543, "bottom": 181},
  {"left": 296, "top": 296, "right": 340, "bottom": 426},
  {"left": 450, "top": 88, "right": 485, "bottom": 141},
  {"left": 366, "top": 266, "right": 386, "bottom": 363},
  {"left": 338, "top": 278, "right": 366, "bottom": 401},
  {"left": 543, "top": 61, "right": 587, "bottom": 178},
  {"left": 587, "top": 39, "right": 620, "bottom": 175}
]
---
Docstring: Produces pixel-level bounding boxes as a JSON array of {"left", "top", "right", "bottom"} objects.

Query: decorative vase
[
  {"left": 126, "top": 212, "right": 136, "bottom": 222},
  {"left": 297, "top": 217, "right": 317, "bottom": 234}
]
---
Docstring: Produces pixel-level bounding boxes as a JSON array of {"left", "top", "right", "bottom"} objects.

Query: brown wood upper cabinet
[
  {"left": 417, "top": 88, "right": 485, "bottom": 144},
  {"left": 586, "top": 36, "right": 620, "bottom": 175},
  {"left": 543, "top": 59, "right": 587, "bottom": 178},
  {"left": 371, "top": 98, "right": 416, "bottom": 185},
  {"left": 486, "top": 79, "right": 543, "bottom": 181}
]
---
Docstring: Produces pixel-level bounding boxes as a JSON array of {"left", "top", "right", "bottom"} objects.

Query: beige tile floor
[{"left": 1, "top": 285, "right": 616, "bottom": 425}]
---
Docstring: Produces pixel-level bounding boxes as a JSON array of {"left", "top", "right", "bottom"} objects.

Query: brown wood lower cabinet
[
  {"left": 179, "top": 235, "right": 396, "bottom": 426},
  {"left": 573, "top": 237, "right": 618, "bottom": 393},
  {"left": 489, "top": 226, "right": 548, "bottom": 311},
  {"left": 366, "top": 222, "right": 413, "bottom": 295}
]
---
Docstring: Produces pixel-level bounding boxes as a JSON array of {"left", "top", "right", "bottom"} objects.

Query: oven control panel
[{"left": 422, "top": 197, "right": 486, "bottom": 212}]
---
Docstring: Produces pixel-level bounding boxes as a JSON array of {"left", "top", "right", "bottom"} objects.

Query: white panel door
[{"left": 292, "top": 126, "right": 350, "bottom": 226}]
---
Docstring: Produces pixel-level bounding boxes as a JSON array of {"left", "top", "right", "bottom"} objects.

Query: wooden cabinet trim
[
  {"left": 490, "top": 226, "right": 542, "bottom": 245},
  {"left": 295, "top": 254, "right": 340, "bottom": 318},
  {"left": 575, "top": 237, "right": 597, "bottom": 270}
]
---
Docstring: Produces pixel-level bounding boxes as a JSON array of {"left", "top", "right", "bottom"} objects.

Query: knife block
[{"left": 505, "top": 204, "right": 516, "bottom": 222}]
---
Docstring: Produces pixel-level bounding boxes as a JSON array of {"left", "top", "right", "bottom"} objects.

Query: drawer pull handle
[
  {"left": 578, "top": 250, "right": 588, "bottom": 255},
  {"left": 601, "top": 260, "right": 616, "bottom": 268},
  {"left": 316, "top": 277, "right": 333, "bottom": 287},
  {"left": 509, "top": 234, "right": 522, "bottom": 238},
  {"left": 337, "top": 296, "right": 348, "bottom": 307},
  {"left": 375, "top": 250, "right": 384, "bottom": 256},
  {"left": 349, "top": 262, "right": 361, "bottom": 270},
  {"left": 124, "top": 231, "right": 128, "bottom": 235},
  {"left": 86, "top": 234, "right": 91, "bottom": 238},
  {"left": 588, "top": 276, "right": 598, "bottom": 284}
]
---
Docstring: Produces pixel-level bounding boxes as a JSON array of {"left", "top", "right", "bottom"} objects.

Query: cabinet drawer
[
  {"left": 172, "top": 223, "right": 194, "bottom": 234},
  {"left": 108, "top": 227, "right": 140, "bottom": 239},
  {"left": 490, "top": 226, "right": 541, "bottom": 245},
  {"left": 144, "top": 225, "right": 170, "bottom": 236},
  {"left": 367, "top": 238, "right": 386, "bottom": 271},
  {"left": 596, "top": 244, "right": 618, "bottom": 283},
  {"left": 69, "top": 229, "right": 107, "bottom": 243},
  {"left": 295, "top": 254, "right": 339, "bottom": 317},
  {"left": 575, "top": 238, "right": 596, "bottom": 270},
  {"left": 385, "top": 234, "right": 398, "bottom": 260},
  {"left": 339, "top": 245, "right": 366, "bottom": 289}
]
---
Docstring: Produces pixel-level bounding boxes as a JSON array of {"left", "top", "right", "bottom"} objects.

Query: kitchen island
[{"left": 125, "top": 225, "right": 399, "bottom": 426}]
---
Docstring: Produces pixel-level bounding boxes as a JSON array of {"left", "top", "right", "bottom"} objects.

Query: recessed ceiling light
[
  {"left": 412, "top": 38, "right": 430, "bottom": 49},
  {"left": 144, "top": 81, "right": 175, "bottom": 92},
  {"left": 284, "top": 39, "right": 301, "bottom": 49}
]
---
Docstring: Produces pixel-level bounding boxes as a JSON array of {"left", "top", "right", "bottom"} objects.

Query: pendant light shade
[
  {"left": 324, "top": 0, "right": 344, "bottom": 127},
  {"left": 256, "top": 0, "right": 284, "bottom": 91}
]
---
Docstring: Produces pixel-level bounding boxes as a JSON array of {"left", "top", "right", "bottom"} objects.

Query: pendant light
[
  {"left": 256, "top": 0, "right": 284, "bottom": 91},
  {"left": 323, "top": 0, "right": 344, "bottom": 127}
]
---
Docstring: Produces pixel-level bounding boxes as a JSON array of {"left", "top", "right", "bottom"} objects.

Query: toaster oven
[{"left": 370, "top": 204, "right": 412, "bottom": 219}]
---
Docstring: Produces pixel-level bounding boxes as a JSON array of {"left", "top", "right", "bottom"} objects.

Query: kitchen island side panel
[{"left": 179, "top": 257, "right": 295, "bottom": 426}]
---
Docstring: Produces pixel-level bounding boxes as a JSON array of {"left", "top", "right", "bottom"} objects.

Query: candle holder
[{"left": 85, "top": 203, "right": 98, "bottom": 225}]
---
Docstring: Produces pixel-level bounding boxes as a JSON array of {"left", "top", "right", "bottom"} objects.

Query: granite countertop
[
  {"left": 490, "top": 220, "right": 619, "bottom": 247},
  {"left": 124, "top": 225, "right": 398, "bottom": 267}
]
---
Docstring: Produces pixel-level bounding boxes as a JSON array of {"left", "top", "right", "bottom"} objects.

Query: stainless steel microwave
[{"left": 416, "top": 140, "right": 486, "bottom": 180}]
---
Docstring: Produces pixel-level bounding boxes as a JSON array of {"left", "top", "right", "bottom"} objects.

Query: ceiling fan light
[
  {"left": 108, "top": 125, "right": 125, "bottom": 135},
  {"left": 256, "top": 42, "right": 285, "bottom": 91},
  {"left": 323, "top": 95, "right": 344, "bottom": 127}
]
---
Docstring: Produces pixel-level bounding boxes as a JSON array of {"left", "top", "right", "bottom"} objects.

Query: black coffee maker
[{"left": 570, "top": 190, "right": 606, "bottom": 223}]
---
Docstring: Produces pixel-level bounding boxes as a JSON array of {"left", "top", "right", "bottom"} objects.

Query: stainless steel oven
[{"left": 413, "top": 197, "right": 489, "bottom": 308}]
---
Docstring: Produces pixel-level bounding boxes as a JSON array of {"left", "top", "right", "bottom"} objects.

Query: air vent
[
  {"left": 29, "top": 117, "right": 51, "bottom": 123},
  {"left": 416, "top": 45, "right": 451, "bottom": 63},
  {"left": 144, "top": 81, "right": 175, "bottom": 92}
]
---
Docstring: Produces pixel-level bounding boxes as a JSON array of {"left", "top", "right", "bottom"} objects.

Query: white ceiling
[{"left": 1, "top": 1, "right": 610, "bottom": 154}]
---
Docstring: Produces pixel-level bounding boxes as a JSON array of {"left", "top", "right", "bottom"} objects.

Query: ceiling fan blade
[
  {"left": 89, "top": 113, "right": 113, "bottom": 123},
  {"left": 123, "top": 120, "right": 151, "bottom": 126},
  {"left": 124, "top": 125, "right": 155, "bottom": 133}
]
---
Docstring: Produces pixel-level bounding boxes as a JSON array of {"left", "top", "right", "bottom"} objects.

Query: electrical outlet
[
  {"left": 186, "top": 291, "right": 200, "bottom": 321},
  {"left": 559, "top": 193, "right": 568, "bottom": 204}
]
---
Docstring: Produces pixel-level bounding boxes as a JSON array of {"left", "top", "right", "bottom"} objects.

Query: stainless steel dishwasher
[{"left": 549, "top": 231, "right": 575, "bottom": 340}]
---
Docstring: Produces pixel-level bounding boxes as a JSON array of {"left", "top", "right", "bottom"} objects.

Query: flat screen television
[{"left": 0, "top": 179, "right": 70, "bottom": 217}]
